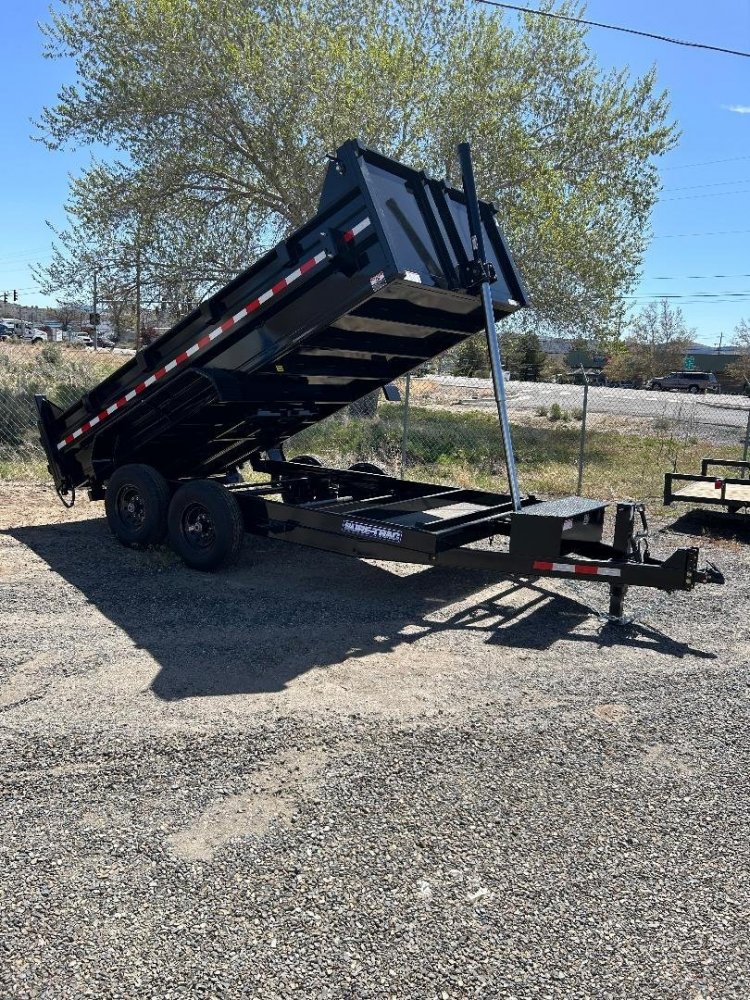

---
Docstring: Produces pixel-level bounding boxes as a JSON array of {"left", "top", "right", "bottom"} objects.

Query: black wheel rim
[
  {"left": 181, "top": 502, "right": 216, "bottom": 550},
  {"left": 117, "top": 485, "right": 145, "bottom": 530}
]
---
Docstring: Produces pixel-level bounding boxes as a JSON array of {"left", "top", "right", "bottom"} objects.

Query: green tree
[
  {"left": 723, "top": 318, "right": 750, "bottom": 390},
  {"left": 603, "top": 298, "right": 694, "bottom": 385},
  {"left": 452, "top": 334, "right": 490, "bottom": 377},
  {"left": 36, "top": 0, "right": 676, "bottom": 337},
  {"left": 501, "top": 330, "right": 545, "bottom": 380}
]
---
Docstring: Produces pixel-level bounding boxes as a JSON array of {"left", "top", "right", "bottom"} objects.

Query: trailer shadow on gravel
[
  {"left": 7, "top": 515, "right": 715, "bottom": 701},
  {"left": 664, "top": 509, "right": 750, "bottom": 544}
]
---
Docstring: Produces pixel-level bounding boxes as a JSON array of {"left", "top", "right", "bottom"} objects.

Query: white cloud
[{"left": 723, "top": 104, "right": 750, "bottom": 114}]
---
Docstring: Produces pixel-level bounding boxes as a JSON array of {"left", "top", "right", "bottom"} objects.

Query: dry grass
[
  {"left": 0, "top": 346, "right": 738, "bottom": 501},
  {"left": 0, "top": 343, "right": 125, "bottom": 480}
]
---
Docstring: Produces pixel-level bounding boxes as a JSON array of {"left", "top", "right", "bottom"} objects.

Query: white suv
[{"left": 646, "top": 371, "right": 720, "bottom": 394}]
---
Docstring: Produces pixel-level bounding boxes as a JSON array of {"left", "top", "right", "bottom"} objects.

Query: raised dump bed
[
  {"left": 36, "top": 140, "right": 721, "bottom": 620},
  {"left": 38, "top": 139, "right": 526, "bottom": 494}
]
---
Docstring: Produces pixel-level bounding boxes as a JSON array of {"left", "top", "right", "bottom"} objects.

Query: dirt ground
[{"left": 1, "top": 481, "right": 749, "bottom": 998}]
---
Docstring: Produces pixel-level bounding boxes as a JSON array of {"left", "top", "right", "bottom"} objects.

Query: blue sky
[{"left": 0, "top": 0, "right": 748, "bottom": 344}]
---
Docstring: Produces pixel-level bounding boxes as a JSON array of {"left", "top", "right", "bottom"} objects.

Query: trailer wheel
[
  {"left": 105, "top": 464, "right": 171, "bottom": 547},
  {"left": 168, "top": 480, "right": 243, "bottom": 571},
  {"left": 348, "top": 462, "right": 386, "bottom": 476}
]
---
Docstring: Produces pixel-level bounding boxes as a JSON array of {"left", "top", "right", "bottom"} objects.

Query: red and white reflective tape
[
  {"left": 532, "top": 560, "right": 621, "bottom": 578},
  {"left": 57, "top": 217, "right": 372, "bottom": 451}
]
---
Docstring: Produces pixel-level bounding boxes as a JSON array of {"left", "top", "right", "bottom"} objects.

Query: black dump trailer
[{"left": 36, "top": 139, "right": 720, "bottom": 619}]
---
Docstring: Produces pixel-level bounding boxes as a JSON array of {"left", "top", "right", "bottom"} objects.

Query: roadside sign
[{"left": 684, "top": 355, "right": 696, "bottom": 370}]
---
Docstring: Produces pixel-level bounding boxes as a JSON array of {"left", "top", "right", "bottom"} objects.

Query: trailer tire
[
  {"left": 105, "top": 464, "right": 171, "bottom": 547},
  {"left": 348, "top": 462, "right": 386, "bottom": 476},
  {"left": 168, "top": 480, "right": 244, "bottom": 571}
]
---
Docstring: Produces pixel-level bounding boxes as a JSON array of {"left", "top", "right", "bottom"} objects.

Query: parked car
[
  {"left": 645, "top": 371, "right": 720, "bottom": 394},
  {"left": 68, "top": 334, "right": 94, "bottom": 348}
]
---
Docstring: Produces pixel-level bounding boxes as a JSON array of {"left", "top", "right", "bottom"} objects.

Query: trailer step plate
[{"left": 509, "top": 495, "right": 606, "bottom": 558}]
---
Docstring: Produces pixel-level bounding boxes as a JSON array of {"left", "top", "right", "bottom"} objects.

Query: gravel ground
[{"left": 1, "top": 481, "right": 749, "bottom": 999}]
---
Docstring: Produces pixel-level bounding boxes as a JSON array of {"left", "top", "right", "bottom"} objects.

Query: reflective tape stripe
[
  {"left": 532, "top": 560, "right": 621, "bottom": 578},
  {"left": 56, "top": 219, "right": 371, "bottom": 451}
]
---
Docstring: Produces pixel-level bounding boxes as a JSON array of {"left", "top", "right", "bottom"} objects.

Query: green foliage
[
  {"left": 452, "top": 334, "right": 490, "bottom": 377},
  {"left": 36, "top": 0, "right": 676, "bottom": 336},
  {"left": 535, "top": 405, "right": 548, "bottom": 417},
  {"left": 539, "top": 352, "right": 569, "bottom": 382},
  {"left": 501, "top": 330, "right": 545, "bottom": 380},
  {"left": 548, "top": 402, "right": 564, "bottom": 421},
  {"left": 571, "top": 407, "right": 584, "bottom": 421},
  {"left": 604, "top": 298, "right": 696, "bottom": 384},
  {"left": 40, "top": 342, "right": 63, "bottom": 365}
]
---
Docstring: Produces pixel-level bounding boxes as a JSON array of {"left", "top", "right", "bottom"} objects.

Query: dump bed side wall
[{"left": 42, "top": 140, "right": 529, "bottom": 491}]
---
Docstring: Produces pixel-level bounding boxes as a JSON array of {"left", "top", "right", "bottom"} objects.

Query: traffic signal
[{"left": 12, "top": 290, "right": 17, "bottom": 302}]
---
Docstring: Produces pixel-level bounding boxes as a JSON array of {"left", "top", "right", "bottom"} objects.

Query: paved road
[{"left": 434, "top": 378, "right": 750, "bottom": 445}]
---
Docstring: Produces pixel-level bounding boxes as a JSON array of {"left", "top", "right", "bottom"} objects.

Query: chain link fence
[
  {"left": 0, "top": 342, "right": 125, "bottom": 479},
  {"left": 3, "top": 342, "right": 749, "bottom": 505},
  {"left": 289, "top": 374, "right": 750, "bottom": 502}
]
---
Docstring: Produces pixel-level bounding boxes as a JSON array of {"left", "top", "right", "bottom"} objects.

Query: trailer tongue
[{"left": 36, "top": 139, "right": 720, "bottom": 619}]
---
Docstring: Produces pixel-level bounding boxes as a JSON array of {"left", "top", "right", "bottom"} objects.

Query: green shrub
[
  {"left": 548, "top": 402, "right": 563, "bottom": 421},
  {"left": 40, "top": 342, "right": 63, "bottom": 366},
  {"left": 535, "top": 405, "right": 548, "bottom": 417}
]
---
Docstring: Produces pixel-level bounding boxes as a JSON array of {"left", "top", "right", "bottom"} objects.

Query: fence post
[
  {"left": 400, "top": 373, "right": 411, "bottom": 479},
  {"left": 576, "top": 367, "right": 589, "bottom": 496},
  {"left": 742, "top": 406, "right": 750, "bottom": 479}
]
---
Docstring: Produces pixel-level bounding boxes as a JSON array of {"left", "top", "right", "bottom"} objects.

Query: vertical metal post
[
  {"left": 458, "top": 142, "right": 521, "bottom": 510},
  {"left": 400, "top": 373, "right": 411, "bottom": 480},
  {"left": 576, "top": 366, "right": 589, "bottom": 496},
  {"left": 742, "top": 407, "right": 750, "bottom": 479},
  {"left": 92, "top": 268, "right": 98, "bottom": 351},
  {"left": 135, "top": 224, "right": 142, "bottom": 351}
]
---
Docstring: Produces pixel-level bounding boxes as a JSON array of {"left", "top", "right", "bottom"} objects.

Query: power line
[
  {"left": 661, "top": 154, "right": 750, "bottom": 172},
  {"left": 652, "top": 228, "right": 750, "bottom": 239},
  {"left": 647, "top": 273, "right": 750, "bottom": 281},
  {"left": 474, "top": 1, "right": 750, "bottom": 57},
  {"left": 626, "top": 291, "right": 750, "bottom": 299},
  {"left": 660, "top": 188, "right": 750, "bottom": 203},
  {"left": 664, "top": 178, "right": 750, "bottom": 193}
]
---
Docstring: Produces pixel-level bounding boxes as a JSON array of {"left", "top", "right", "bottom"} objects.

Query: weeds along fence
[
  {"left": 2, "top": 343, "right": 749, "bottom": 503},
  {"left": 0, "top": 342, "right": 125, "bottom": 479},
  {"left": 291, "top": 375, "right": 750, "bottom": 501}
]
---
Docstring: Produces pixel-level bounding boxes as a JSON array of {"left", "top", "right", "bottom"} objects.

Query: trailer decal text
[
  {"left": 56, "top": 217, "right": 372, "bottom": 451},
  {"left": 342, "top": 519, "right": 403, "bottom": 544},
  {"left": 532, "top": 560, "right": 621, "bottom": 578}
]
